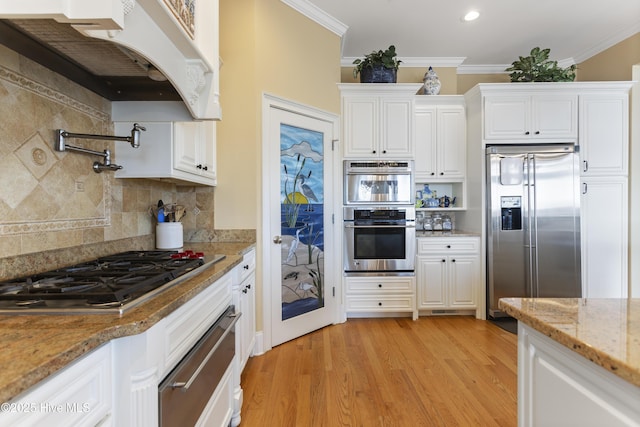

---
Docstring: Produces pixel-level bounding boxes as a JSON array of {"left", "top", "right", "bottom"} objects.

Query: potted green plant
[
  {"left": 505, "top": 47, "right": 577, "bottom": 82},
  {"left": 353, "top": 45, "right": 402, "bottom": 83}
]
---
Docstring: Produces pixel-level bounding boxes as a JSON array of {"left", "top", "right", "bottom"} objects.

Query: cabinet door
[
  {"left": 200, "top": 120, "right": 217, "bottom": 183},
  {"left": 448, "top": 255, "right": 478, "bottom": 308},
  {"left": 174, "top": 121, "right": 201, "bottom": 176},
  {"left": 532, "top": 94, "right": 577, "bottom": 139},
  {"left": 579, "top": 94, "right": 629, "bottom": 176},
  {"left": 381, "top": 97, "right": 414, "bottom": 156},
  {"left": 580, "top": 177, "right": 628, "bottom": 298},
  {"left": 437, "top": 106, "right": 466, "bottom": 178},
  {"left": 484, "top": 95, "right": 529, "bottom": 139},
  {"left": 414, "top": 106, "right": 437, "bottom": 180},
  {"left": 417, "top": 256, "right": 447, "bottom": 308},
  {"left": 343, "top": 96, "right": 378, "bottom": 157}
]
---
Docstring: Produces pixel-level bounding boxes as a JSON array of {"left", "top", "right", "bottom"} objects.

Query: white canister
[{"left": 156, "top": 222, "right": 184, "bottom": 249}]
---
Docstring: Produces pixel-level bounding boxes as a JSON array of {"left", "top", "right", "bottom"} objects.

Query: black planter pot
[{"left": 359, "top": 65, "right": 397, "bottom": 83}]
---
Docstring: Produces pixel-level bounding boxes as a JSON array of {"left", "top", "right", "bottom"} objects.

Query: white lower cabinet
[
  {"left": 231, "top": 249, "right": 256, "bottom": 427},
  {"left": 0, "top": 343, "right": 112, "bottom": 427},
  {"left": 416, "top": 236, "right": 480, "bottom": 317},
  {"left": 580, "top": 176, "right": 628, "bottom": 298},
  {"left": 345, "top": 275, "right": 417, "bottom": 320},
  {"left": 519, "top": 323, "right": 640, "bottom": 427}
]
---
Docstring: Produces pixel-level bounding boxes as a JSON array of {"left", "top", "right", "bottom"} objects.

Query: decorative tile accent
[
  {"left": 0, "top": 64, "right": 110, "bottom": 235},
  {"left": 15, "top": 132, "right": 56, "bottom": 179}
]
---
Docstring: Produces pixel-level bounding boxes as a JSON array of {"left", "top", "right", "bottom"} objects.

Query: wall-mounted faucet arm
[
  {"left": 54, "top": 129, "right": 125, "bottom": 173},
  {"left": 55, "top": 123, "right": 145, "bottom": 150}
]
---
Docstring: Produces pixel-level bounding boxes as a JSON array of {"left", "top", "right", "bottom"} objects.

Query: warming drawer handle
[{"left": 170, "top": 312, "right": 241, "bottom": 391}]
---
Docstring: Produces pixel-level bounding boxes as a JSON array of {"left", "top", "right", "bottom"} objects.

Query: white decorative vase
[{"left": 423, "top": 66, "right": 441, "bottom": 95}]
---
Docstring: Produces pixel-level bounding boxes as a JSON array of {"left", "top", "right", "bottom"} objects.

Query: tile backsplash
[{"left": 0, "top": 46, "right": 251, "bottom": 259}]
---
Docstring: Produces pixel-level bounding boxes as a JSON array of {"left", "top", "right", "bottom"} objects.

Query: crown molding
[
  {"left": 341, "top": 57, "right": 466, "bottom": 68},
  {"left": 281, "top": 0, "right": 348, "bottom": 36}
]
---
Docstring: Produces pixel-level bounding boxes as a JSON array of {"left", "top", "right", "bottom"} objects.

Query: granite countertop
[
  {"left": 0, "top": 242, "right": 255, "bottom": 404},
  {"left": 499, "top": 297, "right": 640, "bottom": 387}
]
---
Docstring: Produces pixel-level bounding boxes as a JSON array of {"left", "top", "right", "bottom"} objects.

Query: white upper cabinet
[
  {"left": 339, "top": 84, "right": 422, "bottom": 158},
  {"left": 114, "top": 120, "right": 217, "bottom": 186},
  {"left": 414, "top": 96, "right": 466, "bottom": 181},
  {"left": 579, "top": 93, "right": 629, "bottom": 176},
  {"left": 484, "top": 93, "right": 577, "bottom": 140}
]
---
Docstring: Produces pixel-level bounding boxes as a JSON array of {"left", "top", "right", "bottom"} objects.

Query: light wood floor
[{"left": 240, "top": 316, "right": 518, "bottom": 427}]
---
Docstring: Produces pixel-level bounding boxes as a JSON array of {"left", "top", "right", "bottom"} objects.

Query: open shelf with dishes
[{"left": 415, "top": 181, "right": 465, "bottom": 211}]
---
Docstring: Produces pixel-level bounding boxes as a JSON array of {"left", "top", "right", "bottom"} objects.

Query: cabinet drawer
[
  {"left": 346, "top": 295, "right": 415, "bottom": 311},
  {"left": 235, "top": 249, "right": 256, "bottom": 284},
  {"left": 163, "top": 272, "right": 232, "bottom": 375},
  {"left": 345, "top": 276, "right": 414, "bottom": 293},
  {"left": 417, "top": 237, "right": 479, "bottom": 254}
]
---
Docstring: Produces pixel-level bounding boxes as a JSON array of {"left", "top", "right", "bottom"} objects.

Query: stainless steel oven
[
  {"left": 343, "top": 206, "right": 415, "bottom": 273},
  {"left": 344, "top": 160, "right": 414, "bottom": 205}
]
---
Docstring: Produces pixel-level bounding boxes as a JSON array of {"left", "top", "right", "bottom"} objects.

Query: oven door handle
[
  {"left": 170, "top": 312, "right": 241, "bottom": 390},
  {"left": 344, "top": 224, "right": 415, "bottom": 228}
]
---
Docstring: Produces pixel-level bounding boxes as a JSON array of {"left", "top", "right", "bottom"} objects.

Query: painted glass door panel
[{"left": 280, "top": 124, "right": 324, "bottom": 320}]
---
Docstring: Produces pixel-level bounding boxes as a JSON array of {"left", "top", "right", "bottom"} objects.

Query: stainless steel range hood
[{"left": 0, "top": 0, "right": 221, "bottom": 120}]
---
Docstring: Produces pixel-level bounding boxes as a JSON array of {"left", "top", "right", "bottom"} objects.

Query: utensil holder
[{"left": 156, "top": 222, "right": 183, "bottom": 249}]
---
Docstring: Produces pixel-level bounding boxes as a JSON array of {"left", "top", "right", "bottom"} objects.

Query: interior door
[{"left": 264, "top": 97, "right": 338, "bottom": 347}]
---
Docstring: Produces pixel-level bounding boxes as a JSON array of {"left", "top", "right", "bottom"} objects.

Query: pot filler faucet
[{"left": 54, "top": 123, "right": 146, "bottom": 173}]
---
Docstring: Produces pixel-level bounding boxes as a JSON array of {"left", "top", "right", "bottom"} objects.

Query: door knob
[{"left": 273, "top": 236, "right": 282, "bottom": 244}]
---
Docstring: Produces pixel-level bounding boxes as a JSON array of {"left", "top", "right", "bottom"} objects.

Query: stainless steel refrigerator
[{"left": 486, "top": 144, "right": 581, "bottom": 318}]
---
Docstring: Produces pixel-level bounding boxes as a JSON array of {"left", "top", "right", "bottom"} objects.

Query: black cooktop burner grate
[{"left": 0, "top": 250, "right": 206, "bottom": 312}]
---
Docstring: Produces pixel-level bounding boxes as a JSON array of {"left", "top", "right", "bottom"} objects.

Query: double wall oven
[{"left": 343, "top": 160, "right": 415, "bottom": 275}]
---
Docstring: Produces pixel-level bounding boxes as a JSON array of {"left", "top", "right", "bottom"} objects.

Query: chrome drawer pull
[{"left": 170, "top": 312, "right": 241, "bottom": 390}]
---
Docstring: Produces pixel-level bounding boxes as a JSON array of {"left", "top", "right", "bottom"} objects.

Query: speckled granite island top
[
  {"left": 0, "top": 242, "right": 255, "bottom": 404},
  {"left": 499, "top": 297, "right": 640, "bottom": 388}
]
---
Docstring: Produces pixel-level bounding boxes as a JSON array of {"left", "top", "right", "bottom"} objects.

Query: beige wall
[
  {"left": 216, "top": 0, "right": 340, "bottom": 231},
  {"left": 577, "top": 33, "right": 640, "bottom": 81}
]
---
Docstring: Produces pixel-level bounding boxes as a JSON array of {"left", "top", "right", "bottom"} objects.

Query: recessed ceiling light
[{"left": 462, "top": 10, "right": 480, "bottom": 22}]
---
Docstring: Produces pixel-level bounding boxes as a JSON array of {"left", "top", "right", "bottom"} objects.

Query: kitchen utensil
[{"left": 157, "top": 200, "right": 165, "bottom": 222}]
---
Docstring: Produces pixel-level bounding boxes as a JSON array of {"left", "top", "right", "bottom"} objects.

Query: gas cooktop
[{"left": 0, "top": 250, "right": 225, "bottom": 315}]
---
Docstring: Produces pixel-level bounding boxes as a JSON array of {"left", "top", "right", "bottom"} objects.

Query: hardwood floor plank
[{"left": 240, "top": 316, "right": 517, "bottom": 426}]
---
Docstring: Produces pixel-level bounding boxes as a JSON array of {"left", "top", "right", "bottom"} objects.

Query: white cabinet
[
  {"left": 416, "top": 237, "right": 480, "bottom": 317},
  {"left": 345, "top": 275, "right": 417, "bottom": 320},
  {"left": 114, "top": 120, "right": 217, "bottom": 186},
  {"left": 414, "top": 97, "right": 466, "bottom": 181},
  {"left": 580, "top": 177, "right": 628, "bottom": 298},
  {"left": 231, "top": 249, "right": 256, "bottom": 427},
  {"left": 579, "top": 93, "right": 629, "bottom": 176},
  {"left": 233, "top": 250, "right": 256, "bottom": 371},
  {"left": 484, "top": 93, "right": 577, "bottom": 140},
  {"left": 578, "top": 86, "right": 631, "bottom": 299},
  {"left": 339, "top": 84, "right": 422, "bottom": 158},
  {"left": 518, "top": 323, "right": 640, "bottom": 427},
  {"left": 0, "top": 343, "right": 112, "bottom": 427}
]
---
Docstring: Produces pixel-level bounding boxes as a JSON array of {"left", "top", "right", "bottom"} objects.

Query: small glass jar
[
  {"left": 423, "top": 214, "right": 433, "bottom": 231},
  {"left": 432, "top": 214, "right": 443, "bottom": 231},
  {"left": 416, "top": 212, "right": 424, "bottom": 231},
  {"left": 442, "top": 215, "right": 452, "bottom": 231}
]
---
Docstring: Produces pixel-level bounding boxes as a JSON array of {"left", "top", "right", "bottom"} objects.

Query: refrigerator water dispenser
[{"left": 500, "top": 196, "right": 521, "bottom": 230}]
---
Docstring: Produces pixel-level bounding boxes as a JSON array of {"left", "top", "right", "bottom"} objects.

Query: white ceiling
[{"left": 285, "top": 0, "right": 640, "bottom": 73}]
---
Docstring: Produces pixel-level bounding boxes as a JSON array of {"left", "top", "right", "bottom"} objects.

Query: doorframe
[{"left": 259, "top": 93, "right": 342, "bottom": 352}]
